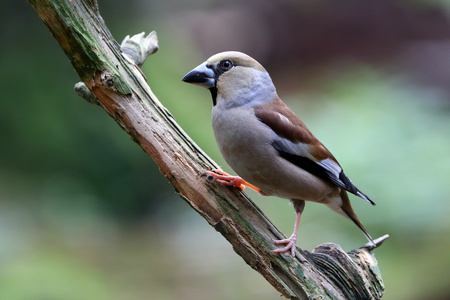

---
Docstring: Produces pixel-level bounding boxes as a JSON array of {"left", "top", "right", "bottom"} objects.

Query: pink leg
[
  {"left": 270, "top": 211, "right": 302, "bottom": 257},
  {"left": 203, "top": 169, "right": 261, "bottom": 193}
]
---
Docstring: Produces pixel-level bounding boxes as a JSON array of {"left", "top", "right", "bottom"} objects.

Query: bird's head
[{"left": 182, "top": 51, "right": 276, "bottom": 108}]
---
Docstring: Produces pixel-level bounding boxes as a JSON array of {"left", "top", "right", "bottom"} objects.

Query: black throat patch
[{"left": 209, "top": 87, "right": 218, "bottom": 106}]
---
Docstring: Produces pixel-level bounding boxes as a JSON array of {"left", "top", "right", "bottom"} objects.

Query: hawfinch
[{"left": 182, "top": 51, "right": 375, "bottom": 255}]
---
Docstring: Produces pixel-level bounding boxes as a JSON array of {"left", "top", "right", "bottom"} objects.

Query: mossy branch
[{"left": 28, "top": 0, "right": 387, "bottom": 298}]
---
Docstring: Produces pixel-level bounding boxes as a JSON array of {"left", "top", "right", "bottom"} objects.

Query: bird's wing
[{"left": 254, "top": 100, "right": 375, "bottom": 205}]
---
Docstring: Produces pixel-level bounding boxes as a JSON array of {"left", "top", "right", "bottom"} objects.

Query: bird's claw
[{"left": 270, "top": 235, "right": 298, "bottom": 257}]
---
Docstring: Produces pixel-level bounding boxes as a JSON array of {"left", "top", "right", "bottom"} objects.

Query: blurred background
[{"left": 1, "top": 0, "right": 450, "bottom": 299}]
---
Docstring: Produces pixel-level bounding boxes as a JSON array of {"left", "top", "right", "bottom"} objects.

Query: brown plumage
[{"left": 254, "top": 98, "right": 334, "bottom": 161}]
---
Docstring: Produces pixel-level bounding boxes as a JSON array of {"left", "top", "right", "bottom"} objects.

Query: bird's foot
[
  {"left": 202, "top": 169, "right": 261, "bottom": 193},
  {"left": 202, "top": 169, "right": 245, "bottom": 190},
  {"left": 270, "top": 234, "right": 298, "bottom": 257}
]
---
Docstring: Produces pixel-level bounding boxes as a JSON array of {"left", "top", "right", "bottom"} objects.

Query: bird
[{"left": 182, "top": 51, "right": 376, "bottom": 256}]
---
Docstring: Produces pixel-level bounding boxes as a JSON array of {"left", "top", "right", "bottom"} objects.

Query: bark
[{"left": 28, "top": 0, "right": 387, "bottom": 299}]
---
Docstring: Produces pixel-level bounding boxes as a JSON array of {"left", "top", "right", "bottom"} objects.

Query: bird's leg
[
  {"left": 202, "top": 169, "right": 261, "bottom": 193},
  {"left": 271, "top": 200, "right": 305, "bottom": 257},
  {"left": 271, "top": 212, "right": 301, "bottom": 256}
]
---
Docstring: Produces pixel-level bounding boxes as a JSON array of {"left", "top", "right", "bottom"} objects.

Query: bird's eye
[{"left": 219, "top": 59, "right": 233, "bottom": 71}]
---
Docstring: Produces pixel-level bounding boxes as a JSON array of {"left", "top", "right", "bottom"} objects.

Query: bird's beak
[{"left": 182, "top": 62, "right": 215, "bottom": 89}]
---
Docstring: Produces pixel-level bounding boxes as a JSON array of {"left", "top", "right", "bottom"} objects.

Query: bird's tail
[
  {"left": 339, "top": 190, "right": 375, "bottom": 245},
  {"left": 356, "top": 189, "right": 376, "bottom": 206}
]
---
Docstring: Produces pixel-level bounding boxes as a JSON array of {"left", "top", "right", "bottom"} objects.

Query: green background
[{"left": 1, "top": 1, "right": 449, "bottom": 299}]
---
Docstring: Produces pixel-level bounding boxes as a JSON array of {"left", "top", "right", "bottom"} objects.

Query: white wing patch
[{"left": 276, "top": 113, "right": 292, "bottom": 127}]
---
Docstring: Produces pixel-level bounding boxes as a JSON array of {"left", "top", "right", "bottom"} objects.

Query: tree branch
[{"left": 28, "top": 0, "right": 387, "bottom": 298}]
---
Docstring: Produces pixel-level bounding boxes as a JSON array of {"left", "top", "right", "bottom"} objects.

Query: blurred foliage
[{"left": 1, "top": 0, "right": 449, "bottom": 299}]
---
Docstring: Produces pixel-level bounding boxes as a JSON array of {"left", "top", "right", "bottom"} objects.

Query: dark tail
[{"left": 340, "top": 190, "right": 374, "bottom": 244}]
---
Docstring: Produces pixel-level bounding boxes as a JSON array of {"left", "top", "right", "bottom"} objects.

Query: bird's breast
[
  {"left": 212, "top": 106, "right": 274, "bottom": 175},
  {"left": 211, "top": 106, "right": 337, "bottom": 202}
]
